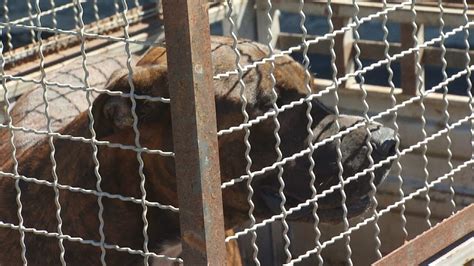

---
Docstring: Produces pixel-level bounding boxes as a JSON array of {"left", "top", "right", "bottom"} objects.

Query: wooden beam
[
  {"left": 273, "top": 0, "right": 474, "bottom": 27},
  {"left": 277, "top": 32, "right": 474, "bottom": 69},
  {"left": 333, "top": 17, "right": 354, "bottom": 83},
  {"left": 256, "top": 0, "right": 280, "bottom": 47},
  {"left": 400, "top": 22, "right": 424, "bottom": 95}
]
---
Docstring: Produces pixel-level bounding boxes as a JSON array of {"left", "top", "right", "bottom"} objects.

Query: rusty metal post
[{"left": 162, "top": 0, "right": 226, "bottom": 265}]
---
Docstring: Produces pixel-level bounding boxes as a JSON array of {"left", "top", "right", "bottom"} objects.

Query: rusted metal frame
[
  {"left": 400, "top": 22, "right": 425, "bottom": 95},
  {"left": 162, "top": 0, "right": 226, "bottom": 265},
  {"left": 374, "top": 203, "right": 474, "bottom": 266}
]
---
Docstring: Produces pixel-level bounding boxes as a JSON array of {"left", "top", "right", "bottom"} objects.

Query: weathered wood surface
[{"left": 274, "top": 0, "right": 474, "bottom": 26}]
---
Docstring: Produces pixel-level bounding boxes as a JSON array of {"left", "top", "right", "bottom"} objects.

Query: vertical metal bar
[{"left": 162, "top": 1, "right": 226, "bottom": 265}]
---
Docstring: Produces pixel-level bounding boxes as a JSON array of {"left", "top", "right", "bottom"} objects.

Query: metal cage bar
[
  {"left": 1, "top": 0, "right": 474, "bottom": 265},
  {"left": 162, "top": 0, "right": 226, "bottom": 264}
]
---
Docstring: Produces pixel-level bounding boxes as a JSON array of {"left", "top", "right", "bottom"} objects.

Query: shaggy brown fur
[{"left": 0, "top": 36, "right": 395, "bottom": 265}]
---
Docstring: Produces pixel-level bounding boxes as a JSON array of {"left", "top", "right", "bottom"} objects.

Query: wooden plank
[
  {"left": 374, "top": 204, "right": 474, "bottom": 266},
  {"left": 333, "top": 17, "right": 354, "bottom": 83},
  {"left": 277, "top": 33, "right": 474, "bottom": 69},
  {"left": 400, "top": 23, "right": 424, "bottom": 95},
  {"left": 221, "top": 0, "right": 249, "bottom": 36},
  {"left": 256, "top": 0, "right": 280, "bottom": 47},
  {"left": 272, "top": 0, "right": 474, "bottom": 27}
]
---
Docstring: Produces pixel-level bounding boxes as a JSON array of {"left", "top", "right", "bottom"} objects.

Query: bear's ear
[{"left": 91, "top": 65, "right": 169, "bottom": 138}]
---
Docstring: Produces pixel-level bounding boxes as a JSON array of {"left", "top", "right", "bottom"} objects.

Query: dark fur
[{"left": 0, "top": 36, "right": 395, "bottom": 265}]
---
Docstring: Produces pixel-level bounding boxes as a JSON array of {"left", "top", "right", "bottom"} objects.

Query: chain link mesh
[{"left": 1, "top": 0, "right": 473, "bottom": 264}]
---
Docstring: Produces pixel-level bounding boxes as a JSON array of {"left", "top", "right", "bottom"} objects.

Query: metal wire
[
  {"left": 0, "top": 2, "right": 158, "bottom": 67},
  {"left": 438, "top": 0, "right": 456, "bottom": 216},
  {"left": 288, "top": 153, "right": 474, "bottom": 265},
  {"left": 263, "top": 0, "right": 291, "bottom": 262},
  {"left": 33, "top": 0, "right": 67, "bottom": 262},
  {"left": 351, "top": 0, "right": 381, "bottom": 259},
  {"left": 93, "top": 0, "right": 100, "bottom": 22},
  {"left": 220, "top": 21, "right": 474, "bottom": 189},
  {"left": 0, "top": 0, "right": 178, "bottom": 263},
  {"left": 2, "top": 74, "right": 170, "bottom": 103},
  {"left": 218, "top": 19, "right": 474, "bottom": 146},
  {"left": 0, "top": 218, "right": 183, "bottom": 264},
  {"left": 26, "top": 0, "right": 37, "bottom": 45},
  {"left": 0, "top": 170, "right": 178, "bottom": 211},
  {"left": 381, "top": 0, "right": 408, "bottom": 242},
  {"left": 117, "top": 0, "right": 151, "bottom": 263},
  {"left": 2, "top": 0, "right": 14, "bottom": 56},
  {"left": 326, "top": 1, "right": 352, "bottom": 265},
  {"left": 2, "top": 0, "right": 474, "bottom": 264},
  {"left": 464, "top": 0, "right": 474, "bottom": 178},
  {"left": 298, "top": 0, "right": 323, "bottom": 264},
  {"left": 8, "top": 2, "right": 78, "bottom": 26},
  {"left": 0, "top": 20, "right": 160, "bottom": 48},
  {"left": 409, "top": 0, "right": 432, "bottom": 229},
  {"left": 224, "top": 0, "right": 260, "bottom": 264},
  {"left": 74, "top": 0, "right": 107, "bottom": 262},
  {"left": 214, "top": 0, "right": 414, "bottom": 80},
  {"left": 0, "top": 29, "right": 28, "bottom": 266},
  {"left": 49, "top": 0, "right": 58, "bottom": 42},
  {"left": 226, "top": 62, "right": 474, "bottom": 242},
  {"left": 229, "top": 108, "right": 474, "bottom": 244},
  {"left": 0, "top": 122, "right": 173, "bottom": 156}
]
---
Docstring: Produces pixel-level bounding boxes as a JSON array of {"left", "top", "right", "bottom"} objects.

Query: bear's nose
[{"left": 370, "top": 127, "right": 397, "bottom": 158}]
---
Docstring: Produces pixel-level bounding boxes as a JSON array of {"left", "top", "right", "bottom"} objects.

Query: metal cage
[{"left": 0, "top": 0, "right": 473, "bottom": 265}]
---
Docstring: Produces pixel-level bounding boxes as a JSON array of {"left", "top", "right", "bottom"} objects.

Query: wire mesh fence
[
  {"left": 220, "top": 0, "right": 474, "bottom": 265},
  {"left": 0, "top": 0, "right": 473, "bottom": 265},
  {"left": 1, "top": 0, "right": 182, "bottom": 265}
]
